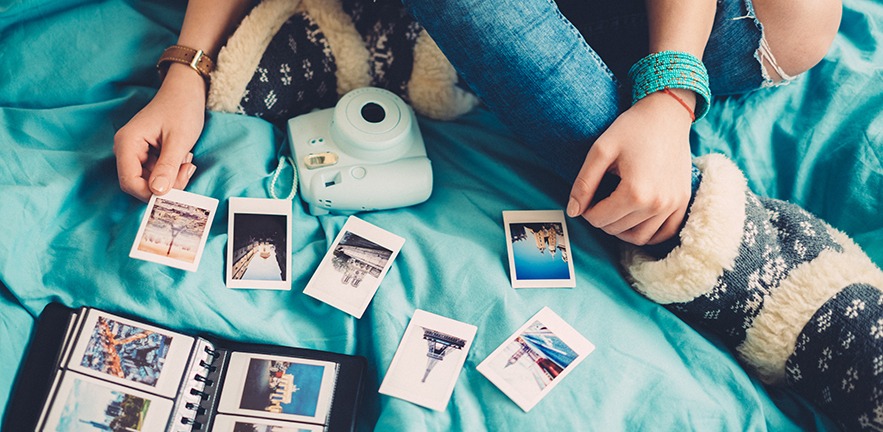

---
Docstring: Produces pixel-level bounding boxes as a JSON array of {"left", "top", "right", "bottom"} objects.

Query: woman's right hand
[{"left": 113, "top": 63, "right": 207, "bottom": 201}]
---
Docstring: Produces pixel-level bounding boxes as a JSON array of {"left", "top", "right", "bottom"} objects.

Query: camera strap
[{"left": 269, "top": 155, "right": 298, "bottom": 200}]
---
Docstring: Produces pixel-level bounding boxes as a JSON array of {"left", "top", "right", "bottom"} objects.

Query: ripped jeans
[{"left": 402, "top": 0, "right": 789, "bottom": 183}]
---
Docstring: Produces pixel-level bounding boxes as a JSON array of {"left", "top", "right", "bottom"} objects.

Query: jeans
[{"left": 403, "top": 0, "right": 766, "bottom": 184}]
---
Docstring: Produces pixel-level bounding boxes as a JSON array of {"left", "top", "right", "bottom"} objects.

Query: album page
[{"left": 35, "top": 307, "right": 214, "bottom": 432}]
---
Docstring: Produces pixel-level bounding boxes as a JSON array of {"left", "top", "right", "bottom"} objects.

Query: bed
[{"left": 1, "top": 0, "right": 881, "bottom": 430}]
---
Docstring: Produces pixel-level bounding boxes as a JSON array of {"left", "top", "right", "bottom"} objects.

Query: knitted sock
[
  {"left": 207, "top": 0, "right": 477, "bottom": 126},
  {"left": 237, "top": 11, "right": 339, "bottom": 124},
  {"left": 341, "top": 0, "right": 423, "bottom": 100},
  {"left": 624, "top": 154, "right": 883, "bottom": 430}
]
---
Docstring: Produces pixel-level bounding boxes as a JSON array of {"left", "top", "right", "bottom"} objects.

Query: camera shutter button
[{"left": 350, "top": 166, "right": 367, "bottom": 179}]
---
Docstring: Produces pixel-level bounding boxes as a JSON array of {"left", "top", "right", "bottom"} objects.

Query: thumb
[
  {"left": 148, "top": 137, "right": 193, "bottom": 196},
  {"left": 567, "top": 144, "right": 615, "bottom": 217}
]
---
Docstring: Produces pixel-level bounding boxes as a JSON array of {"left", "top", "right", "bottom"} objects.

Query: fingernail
[
  {"left": 151, "top": 176, "right": 170, "bottom": 193},
  {"left": 566, "top": 197, "right": 579, "bottom": 217},
  {"left": 185, "top": 152, "right": 194, "bottom": 163},
  {"left": 187, "top": 165, "right": 196, "bottom": 178}
]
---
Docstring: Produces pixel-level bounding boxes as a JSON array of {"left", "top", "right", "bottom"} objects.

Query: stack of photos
[
  {"left": 129, "top": 189, "right": 219, "bottom": 272},
  {"left": 303, "top": 216, "right": 405, "bottom": 318},
  {"left": 41, "top": 310, "right": 195, "bottom": 431},
  {"left": 477, "top": 307, "right": 595, "bottom": 412},
  {"left": 227, "top": 197, "right": 293, "bottom": 290},
  {"left": 379, "top": 309, "right": 477, "bottom": 411},
  {"left": 503, "top": 210, "right": 576, "bottom": 288},
  {"left": 217, "top": 353, "right": 339, "bottom": 428}
]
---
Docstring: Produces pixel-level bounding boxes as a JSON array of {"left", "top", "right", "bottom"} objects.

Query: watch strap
[{"left": 156, "top": 45, "right": 215, "bottom": 80}]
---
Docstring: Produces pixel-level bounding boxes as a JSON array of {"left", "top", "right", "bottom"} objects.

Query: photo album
[{"left": 4, "top": 303, "right": 367, "bottom": 432}]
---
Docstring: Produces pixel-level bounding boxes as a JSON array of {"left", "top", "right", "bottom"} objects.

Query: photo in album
[
  {"left": 211, "top": 414, "right": 326, "bottom": 432},
  {"left": 79, "top": 316, "right": 171, "bottom": 386},
  {"left": 41, "top": 373, "right": 173, "bottom": 432},
  {"left": 218, "top": 353, "right": 339, "bottom": 424},
  {"left": 66, "top": 310, "right": 195, "bottom": 398}
]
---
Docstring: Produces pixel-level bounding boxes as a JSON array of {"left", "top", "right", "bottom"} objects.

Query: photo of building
[
  {"left": 80, "top": 317, "right": 172, "bottom": 386},
  {"left": 239, "top": 359, "right": 326, "bottom": 418},
  {"left": 495, "top": 320, "right": 578, "bottom": 393},
  {"left": 330, "top": 231, "right": 392, "bottom": 288},
  {"left": 56, "top": 378, "right": 151, "bottom": 431},
  {"left": 509, "top": 223, "right": 570, "bottom": 281},
  {"left": 420, "top": 328, "right": 467, "bottom": 383}
]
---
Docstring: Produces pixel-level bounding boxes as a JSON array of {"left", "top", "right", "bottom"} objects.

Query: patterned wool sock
[
  {"left": 207, "top": 0, "right": 477, "bottom": 126},
  {"left": 624, "top": 154, "right": 883, "bottom": 430}
]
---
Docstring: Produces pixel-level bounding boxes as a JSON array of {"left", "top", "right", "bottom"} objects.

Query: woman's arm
[
  {"left": 114, "top": 0, "right": 250, "bottom": 201},
  {"left": 566, "top": 0, "right": 717, "bottom": 246}
]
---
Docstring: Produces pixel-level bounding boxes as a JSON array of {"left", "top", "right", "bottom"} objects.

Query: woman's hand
[
  {"left": 566, "top": 89, "right": 695, "bottom": 245},
  {"left": 113, "top": 64, "right": 206, "bottom": 201}
]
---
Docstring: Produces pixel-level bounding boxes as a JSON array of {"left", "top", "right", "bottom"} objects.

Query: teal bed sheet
[{"left": 1, "top": 0, "right": 880, "bottom": 430}]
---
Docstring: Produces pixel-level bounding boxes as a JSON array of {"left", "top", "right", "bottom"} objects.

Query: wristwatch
[{"left": 156, "top": 45, "right": 215, "bottom": 81}]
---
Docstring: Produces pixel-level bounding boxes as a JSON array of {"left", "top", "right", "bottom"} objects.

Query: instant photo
[
  {"left": 65, "top": 309, "right": 194, "bottom": 398},
  {"left": 41, "top": 373, "right": 173, "bottom": 432},
  {"left": 378, "top": 309, "right": 477, "bottom": 411},
  {"left": 129, "top": 189, "right": 218, "bottom": 272},
  {"left": 218, "top": 353, "right": 339, "bottom": 424},
  {"left": 212, "top": 414, "right": 326, "bottom": 432},
  {"left": 303, "top": 216, "right": 405, "bottom": 318},
  {"left": 503, "top": 210, "right": 576, "bottom": 288},
  {"left": 227, "top": 197, "right": 293, "bottom": 289},
  {"left": 477, "top": 307, "right": 594, "bottom": 412}
]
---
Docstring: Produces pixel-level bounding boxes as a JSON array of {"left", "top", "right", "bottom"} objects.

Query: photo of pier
[{"left": 231, "top": 213, "right": 288, "bottom": 282}]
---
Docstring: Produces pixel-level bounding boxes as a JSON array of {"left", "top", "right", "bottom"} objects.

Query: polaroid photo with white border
[
  {"left": 477, "top": 307, "right": 595, "bottom": 412},
  {"left": 65, "top": 309, "right": 195, "bottom": 398},
  {"left": 211, "top": 414, "right": 326, "bottom": 432},
  {"left": 378, "top": 309, "right": 477, "bottom": 411},
  {"left": 226, "top": 197, "right": 292, "bottom": 290},
  {"left": 42, "top": 372, "right": 174, "bottom": 432},
  {"left": 503, "top": 210, "right": 576, "bottom": 288},
  {"left": 303, "top": 216, "right": 404, "bottom": 318},
  {"left": 129, "top": 189, "right": 218, "bottom": 272},
  {"left": 217, "top": 352, "right": 339, "bottom": 424}
]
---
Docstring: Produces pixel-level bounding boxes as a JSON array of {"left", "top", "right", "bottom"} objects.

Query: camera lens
[{"left": 360, "top": 102, "right": 385, "bottom": 123}]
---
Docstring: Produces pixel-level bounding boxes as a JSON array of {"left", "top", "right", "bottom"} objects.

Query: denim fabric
[
  {"left": 403, "top": 0, "right": 624, "bottom": 183},
  {"left": 403, "top": 0, "right": 765, "bottom": 182},
  {"left": 555, "top": 0, "right": 766, "bottom": 96}
]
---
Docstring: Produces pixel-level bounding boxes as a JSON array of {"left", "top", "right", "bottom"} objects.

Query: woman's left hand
[{"left": 565, "top": 89, "right": 696, "bottom": 246}]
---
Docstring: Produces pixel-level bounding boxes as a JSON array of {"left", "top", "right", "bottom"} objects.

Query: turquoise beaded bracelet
[{"left": 628, "top": 51, "right": 711, "bottom": 122}]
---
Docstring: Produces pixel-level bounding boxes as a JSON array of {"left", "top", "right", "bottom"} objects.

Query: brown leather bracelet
[{"left": 156, "top": 45, "right": 215, "bottom": 81}]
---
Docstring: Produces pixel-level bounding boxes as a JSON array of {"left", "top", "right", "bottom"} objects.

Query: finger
[
  {"left": 618, "top": 213, "right": 671, "bottom": 246},
  {"left": 113, "top": 131, "right": 152, "bottom": 202},
  {"left": 597, "top": 208, "right": 652, "bottom": 236},
  {"left": 148, "top": 137, "right": 194, "bottom": 196},
  {"left": 567, "top": 144, "right": 616, "bottom": 218},
  {"left": 646, "top": 206, "right": 688, "bottom": 245},
  {"left": 143, "top": 152, "right": 159, "bottom": 179},
  {"left": 583, "top": 182, "right": 642, "bottom": 228},
  {"left": 173, "top": 163, "right": 197, "bottom": 190}
]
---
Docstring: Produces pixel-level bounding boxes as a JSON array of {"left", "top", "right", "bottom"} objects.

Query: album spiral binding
[{"left": 3, "top": 303, "right": 367, "bottom": 432}]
